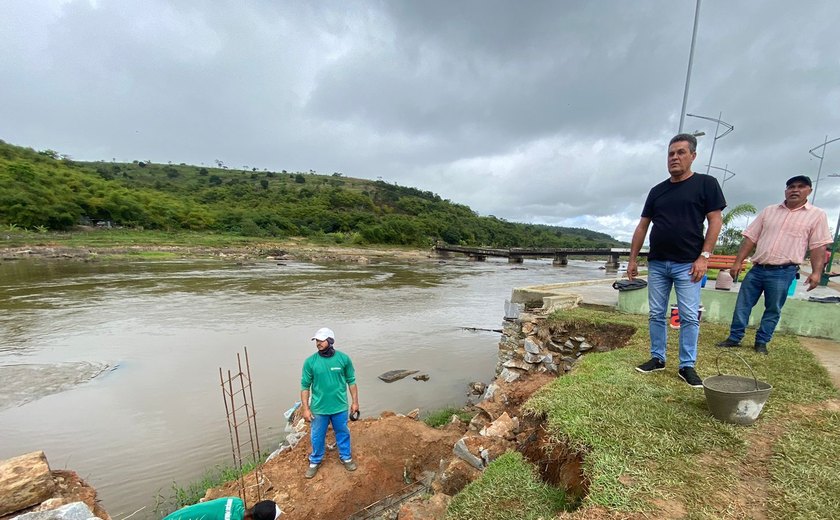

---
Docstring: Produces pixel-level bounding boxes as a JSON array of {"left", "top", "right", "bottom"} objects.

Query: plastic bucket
[
  {"left": 703, "top": 352, "right": 772, "bottom": 425},
  {"left": 668, "top": 304, "right": 704, "bottom": 329}
]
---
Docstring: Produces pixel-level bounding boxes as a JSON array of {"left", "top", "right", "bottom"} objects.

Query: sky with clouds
[{"left": 2, "top": 1, "right": 839, "bottom": 241}]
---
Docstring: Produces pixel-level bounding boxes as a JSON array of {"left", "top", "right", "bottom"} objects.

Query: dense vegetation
[{"left": 0, "top": 140, "right": 623, "bottom": 248}]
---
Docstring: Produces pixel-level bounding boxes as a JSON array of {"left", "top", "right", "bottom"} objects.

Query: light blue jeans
[
  {"left": 309, "top": 411, "right": 351, "bottom": 464},
  {"left": 727, "top": 264, "right": 797, "bottom": 345},
  {"left": 647, "top": 260, "right": 701, "bottom": 369}
]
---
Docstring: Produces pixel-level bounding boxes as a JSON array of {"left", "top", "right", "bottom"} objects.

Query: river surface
[{"left": 0, "top": 256, "right": 611, "bottom": 517}]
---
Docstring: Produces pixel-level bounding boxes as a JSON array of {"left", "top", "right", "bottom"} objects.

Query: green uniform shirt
[
  {"left": 301, "top": 349, "right": 356, "bottom": 415},
  {"left": 163, "top": 497, "right": 244, "bottom": 520}
]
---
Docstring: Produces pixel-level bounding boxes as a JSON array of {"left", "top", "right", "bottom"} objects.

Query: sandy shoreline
[{"left": 0, "top": 242, "right": 435, "bottom": 264}]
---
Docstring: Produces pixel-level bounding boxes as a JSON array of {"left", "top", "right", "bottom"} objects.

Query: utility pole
[{"left": 678, "top": 0, "right": 702, "bottom": 133}]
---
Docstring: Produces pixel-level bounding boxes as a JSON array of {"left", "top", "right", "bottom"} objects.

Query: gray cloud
[{"left": 1, "top": 0, "right": 839, "bottom": 241}]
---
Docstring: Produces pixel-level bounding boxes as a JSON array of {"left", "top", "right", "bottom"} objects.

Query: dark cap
[
  {"left": 786, "top": 175, "right": 812, "bottom": 187},
  {"left": 251, "top": 500, "right": 281, "bottom": 520}
]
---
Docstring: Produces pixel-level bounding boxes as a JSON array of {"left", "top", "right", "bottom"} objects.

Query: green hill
[{"left": 0, "top": 140, "right": 623, "bottom": 248}]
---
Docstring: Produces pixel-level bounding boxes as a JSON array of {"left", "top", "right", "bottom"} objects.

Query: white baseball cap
[{"left": 311, "top": 327, "right": 335, "bottom": 341}]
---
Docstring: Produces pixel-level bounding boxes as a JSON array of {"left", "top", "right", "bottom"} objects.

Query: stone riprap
[{"left": 496, "top": 309, "right": 611, "bottom": 380}]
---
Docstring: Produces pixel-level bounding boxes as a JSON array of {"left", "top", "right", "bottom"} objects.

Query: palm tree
[{"left": 717, "top": 203, "right": 757, "bottom": 253}]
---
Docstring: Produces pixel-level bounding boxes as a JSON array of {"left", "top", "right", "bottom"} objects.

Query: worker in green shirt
[
  {"left": 301, "top": 327, "right": 360, "bottom": 479},
  {"left": 162, "top": 497, "right": 280, "bottom": 520}
]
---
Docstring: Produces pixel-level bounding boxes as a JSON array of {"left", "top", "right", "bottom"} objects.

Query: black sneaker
[
  {"left": 754, "top": 343, "right": 768, "bottom": 355},
  {"left": 636, "top": 358, "right": 665, "bottom": 373},
  {"left": 716, "top": 338, "right": 741, "bottom": 348},
  {"left": 678, "top": 367, "right": 703, "bottom": 388}
]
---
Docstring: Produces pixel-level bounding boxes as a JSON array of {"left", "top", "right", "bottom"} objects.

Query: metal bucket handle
[{"left": 714, "top": 350, "right": 760, "bottom": 391}]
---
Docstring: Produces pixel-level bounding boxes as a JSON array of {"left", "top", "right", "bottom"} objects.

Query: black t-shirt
[{"left": 641, "top": 173, "right": 726, "bottom": 262}]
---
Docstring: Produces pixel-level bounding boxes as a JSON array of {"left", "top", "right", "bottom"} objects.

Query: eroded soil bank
[{"left": 205, "top": 317, "right": 632, "bottom": 519}]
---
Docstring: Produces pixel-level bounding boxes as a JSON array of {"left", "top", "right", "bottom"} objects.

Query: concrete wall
[{"left": 618, "top": 287, "right": 840, "bottom": 341}]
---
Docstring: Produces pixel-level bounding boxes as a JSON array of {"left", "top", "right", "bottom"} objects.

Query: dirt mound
[{"left": 205, "top": 415, "right": 462, "bottom": 519}]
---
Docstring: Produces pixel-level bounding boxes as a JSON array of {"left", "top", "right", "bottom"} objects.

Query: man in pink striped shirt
[{"left": 717, "top": 175, "right": 832, "bottom": 354}]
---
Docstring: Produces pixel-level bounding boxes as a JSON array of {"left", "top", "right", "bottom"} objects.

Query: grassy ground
[
  {"left": 154, "top": 458, "right": 265, "bottom": 517},
  {"left": 447, "top": 307, "right": 839, "bottom": 519},
  {"left": 3, "top": 228, "right": 301, "bottom": 249},
  {"left": 768, "top": 407, "right": 840, "bottom": 518},
  {"left": 446, "top": 451, "right": 568, "bottom": 520},
  {"left": 705, "top": 267, "right": 748, "bottom": 282},
  {"left": 0, "top": 228, "right": 426, "bottom": 259},
  {"left": 423, "top": 407, "right": 476, "bottom": 428}
]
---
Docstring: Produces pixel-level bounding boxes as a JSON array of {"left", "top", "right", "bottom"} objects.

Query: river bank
[
  {"left": 2, "top": 254, "right": 615, "bottom": 517},
  {"left": 5, "top": 270, "right": 840, "bottom": 519},
  {"left": 0, "top": 241, "right": 431, "bottom": 265}
]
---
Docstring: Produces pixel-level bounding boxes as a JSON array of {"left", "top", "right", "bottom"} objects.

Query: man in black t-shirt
[{"left": 627, "top": 133, "right": 726, "bottom": 388}]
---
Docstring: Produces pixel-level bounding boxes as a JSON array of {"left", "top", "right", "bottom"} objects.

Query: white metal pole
[{"left": 678, "top": 0, "right": 702, "bottom": 133}]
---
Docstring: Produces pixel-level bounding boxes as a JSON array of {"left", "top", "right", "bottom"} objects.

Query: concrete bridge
[{"left": 433, "top": 244, "right": 648, "bottom": 269}]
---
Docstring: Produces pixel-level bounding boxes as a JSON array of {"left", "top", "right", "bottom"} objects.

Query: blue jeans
[
  {"left": 728, "top": 265, "right": 797, "bottom": 345},
  {"left": 647, "top": 260, "right": 701, "bottom": 369},
  {"left": 309, "top": 411, "right": 351, "bottom": 464}
]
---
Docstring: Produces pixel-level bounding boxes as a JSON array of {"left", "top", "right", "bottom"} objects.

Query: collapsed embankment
[
  {"left": 2, "top": 275, "right": 615, "bottom": 520},
  {"left": 204, "top": 295, "right": 634, "bottom": 519}
]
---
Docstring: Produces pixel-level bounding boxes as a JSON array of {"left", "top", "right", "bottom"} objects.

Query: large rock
[
  {"left": 378, "top": 370, "right": 419, "bottom": 383},
  {"left": 498, "top": 367, "right": 522, "bottom": 383},
  {"left": 502, "top": 359, "right": 530, "bottom": 371},
  {"left": 453, "top": 435, "right": 512, "bottom": 470},
  {"left": 479, "top": 412, "right": 519, "bottom": 439},
  {"left": 468, "top": 410, "right": 491, "bottom": 432},
  {"left": 467, "top": 382, "right": 486, "bottom": 395},
  {"left": 434, "top": 458, "right": 481, "bottom": 496},
  {"left": 546, "top": 340, "right": 565, "bottom": 353},
  {"left": 453, "top": 438, "right": 484, "bottom": 470},
  {"left": 523, "top": 338, "right": 541, "bottom": 354},
  {"left": 397, "top": 493, "right": 451, "bottom": 520},
  {"left": 480, "top": 382, "right": 499, "bottom": 401},
  {"left": 11, "top": 501, "right": 98, "bottom": 520},
  {"left": 523, "top": 352, "right": 543, "bottom": 364},
  {"left": 0, "top": 451, "right": 56, "bottom": 516}
]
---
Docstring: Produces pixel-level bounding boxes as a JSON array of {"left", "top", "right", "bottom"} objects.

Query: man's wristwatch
[{"left": 700, "top": 251, "right": 711, "bottom": 259}]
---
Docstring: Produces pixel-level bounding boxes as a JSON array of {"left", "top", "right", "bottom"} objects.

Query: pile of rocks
[
  {"left": 266, "top": 402, "right": 307, "bottom": 462},
  {"left": 496, "top": 313, "right": 611, "bottom": 382}
]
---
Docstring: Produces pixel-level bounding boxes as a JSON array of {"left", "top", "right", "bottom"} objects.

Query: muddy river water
[{"left": 0, "top": 256, "right": 611, "bottom": 517}]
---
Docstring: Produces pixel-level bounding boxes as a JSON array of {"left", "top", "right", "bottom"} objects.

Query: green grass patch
[
  {"left": 446, "top": 451, "right": 568, "bottom": 520},
  {"left": 2, "top": 229, "right": 268, "bottom": 249},
  {"left": 769, "top": 409, "right": 840, "bottom": 519},
  {"left": 155, "top": 458, "right": 263, "bottom": 517},
  {"left": 520, "top": 307, "right": 838, "bottom": 514},
  {"left": 706, "top": 267, "right": 748, "bottom": 281},
  {"left": 424, "top": 406, "right": 475, "bottom": 428}
]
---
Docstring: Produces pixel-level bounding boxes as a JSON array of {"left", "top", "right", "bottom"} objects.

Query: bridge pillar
[
  {"left": 553, "top": 254, "right": 568, "bottom": 266},
  {"left": 508, "top": 256, "right": 524, "bottom": 264},
  {"left": 605, "top": 253, "right": 620, "bottom": 270},
  {"left": 468, "top": 254, "right": 486, "bottom": 262}
]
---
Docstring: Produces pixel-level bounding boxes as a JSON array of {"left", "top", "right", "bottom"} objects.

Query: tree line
[{"left": 0, "top": 140, "right": 624, "bottom": 248}]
